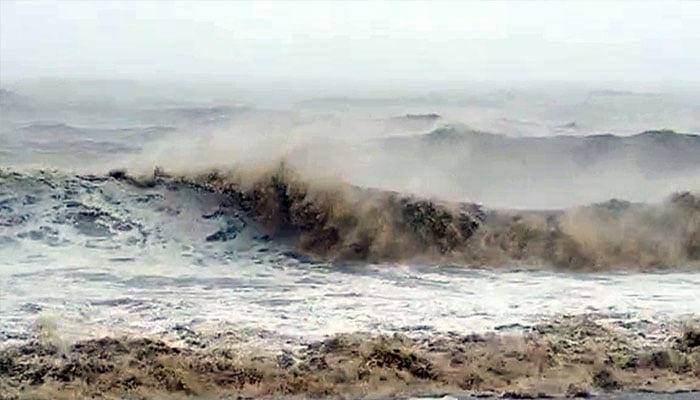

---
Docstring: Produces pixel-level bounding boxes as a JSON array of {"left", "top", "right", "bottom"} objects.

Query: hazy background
[{"left": 2, "top": 0, "right": 700, "bottom": 84}]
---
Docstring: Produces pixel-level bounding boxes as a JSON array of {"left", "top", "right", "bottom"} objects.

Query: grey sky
[{"left": 1, "top": 0, "right": 699, "bottom": 83}]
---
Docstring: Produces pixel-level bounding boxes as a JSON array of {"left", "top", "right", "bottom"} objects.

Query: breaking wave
[
  {"left": 4, "top": 163, "right": 695, "bottom": 271},
  {"left": 163, "top": 165, "right": 700, "bottom": 270}
]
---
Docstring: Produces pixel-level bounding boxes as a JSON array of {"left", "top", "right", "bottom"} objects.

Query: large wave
[{"left": 103, "top": 164, "right": 700, "bottom": 270}]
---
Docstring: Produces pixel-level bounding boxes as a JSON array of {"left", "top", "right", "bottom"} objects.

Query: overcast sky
[{"left": 1, "top": 0, "right": 699, "bottom": 84}]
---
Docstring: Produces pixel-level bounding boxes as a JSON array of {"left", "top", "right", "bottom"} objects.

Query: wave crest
[
  {"left": 129, "top": 164, "right": 700, "bottom": 270},
  {"left": 180, "top": 165, "right": 483, "bottom": 261}
]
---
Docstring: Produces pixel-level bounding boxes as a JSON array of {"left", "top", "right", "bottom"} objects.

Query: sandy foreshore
[{"left": 2, "top": 315, "right": 699, "bottom": 399}]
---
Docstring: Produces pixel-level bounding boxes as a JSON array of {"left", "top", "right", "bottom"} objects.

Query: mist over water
[{"left": 2, "top": 81, "right": 699, "bottom": 208}]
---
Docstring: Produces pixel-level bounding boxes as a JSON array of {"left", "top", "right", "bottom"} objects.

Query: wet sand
[{"left": 2, "top": 316, "right": 698, "bottom": 399}]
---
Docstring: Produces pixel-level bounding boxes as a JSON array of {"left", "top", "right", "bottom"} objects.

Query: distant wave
[
  {"left": 0, "top": 123, "right": 176, "bottom": 161},
  {"left": 384, "top": 127, "right": 700, "bottom": 176},
  {"left": 9, "top": 122, "right": 176, "bottom": 137},
  {"left": 143, "top": 105, "right": 247, "bottom": 125}
]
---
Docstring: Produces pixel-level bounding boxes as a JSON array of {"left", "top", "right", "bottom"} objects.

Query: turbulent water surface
[
  {"left": 1, "top": 83, "right": 700, "bottom": 398},
  {"left": 1, "top": 170, "right": 699, "bottom": 346}
]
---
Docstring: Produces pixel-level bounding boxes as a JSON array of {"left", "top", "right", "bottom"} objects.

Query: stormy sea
[{"left": 1, "top": 81, "right": 699, "bottom": 399}]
